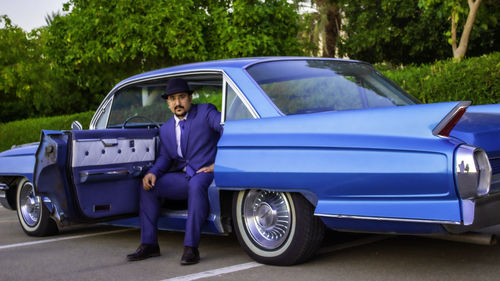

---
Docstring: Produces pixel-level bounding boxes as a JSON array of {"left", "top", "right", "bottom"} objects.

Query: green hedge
[
  {"left": 379, "top": 52, "right": 500, "bottom": 105},
  {"left": 1, "top": 53, "right": 499, "bottom": 152},
  {"left": 0, "top": 111, "right": 93, "bottom": 152}
]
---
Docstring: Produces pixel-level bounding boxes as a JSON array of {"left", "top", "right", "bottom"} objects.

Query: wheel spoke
[
  {"left": 19, "top": 182, "right": 40, "bottom": 227},
  {"left": 243, "top": 190, "right": 292, "bottom": 250}
]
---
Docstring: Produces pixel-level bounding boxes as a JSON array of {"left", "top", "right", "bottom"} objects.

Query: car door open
[{"left": 34, "top": 128, "right": 158, "bottom": 222}]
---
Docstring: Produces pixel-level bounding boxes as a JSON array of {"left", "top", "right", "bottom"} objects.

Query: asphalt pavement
[{"left": 2, "top": 205, "right": 500, "bottom": 281}]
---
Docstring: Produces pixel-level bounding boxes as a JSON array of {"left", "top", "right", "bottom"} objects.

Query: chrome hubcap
[
  {"left": 19, "top": 182, "right": 40, "bottom": 227},
  {"left": 243, "top": 190, "right": 292, "bottom": 249}
]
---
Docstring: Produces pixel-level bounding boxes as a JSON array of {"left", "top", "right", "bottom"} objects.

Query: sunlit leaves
[{"left": 0, "top": 0, "right": 304, "bottom": 123}]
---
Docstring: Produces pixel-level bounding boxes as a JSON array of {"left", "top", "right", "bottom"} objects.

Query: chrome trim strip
[
  {"left": 432, "top": 101, "right": 471, "bottom": 136},
  {"left": 0, "top": 183, "right": 8, "bottom": 191},
  {"left": 80, "top": 170, "right": 130, "bottom": 183},
  {"left": 75, "top": 138, "right": 142, "bottom": 143},
  {"left": 90, "top": 98, "right": 112, "bottom": 130},
  {"left": 314, "top": 213, "right": 461, "bottom": 225},
  {"left": 222, "top": 73, "right": 260, "bottom": 124},
  {"left": 221, "top": 80, "right": 227, "bottom": 123}
]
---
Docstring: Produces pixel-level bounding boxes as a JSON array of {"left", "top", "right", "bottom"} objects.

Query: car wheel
[
  {"left": 233, "top": 190, "right": 324, "bottom": 265},
  {"left": 16, "top": 178, "right": 58, "bottom": 236}
]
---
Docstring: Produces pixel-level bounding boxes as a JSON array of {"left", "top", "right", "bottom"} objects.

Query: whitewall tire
[
  {"left": 233, "top": 190, "right": 324, "bottom": 265},
  {"left": 16, "top": 178, "right": 58, "bottom": 236}
]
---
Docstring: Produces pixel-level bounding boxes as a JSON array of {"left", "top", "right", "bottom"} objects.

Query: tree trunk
[
  {"left": 452, "top": 0, "right": 482, "bottom": 60},
  {"left": 323, "top": 3, "right": 340, "bottom": 58}
]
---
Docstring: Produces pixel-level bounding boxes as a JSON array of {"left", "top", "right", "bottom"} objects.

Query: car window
[
  {"left": 107, "top": 85, "right": 171, "bottom": 128},
  {"left": 106, "top": 74, "right": 223, "bottom": 128},
  {"left": 226, "top": 83, "right": 253, "bottom": 121},
  {"left": 246, "top": 60, "right": 419, "bottom": 115},
  {"left": 191, "top": 85, "right": 222, "bottom": 112},
  {"left": 94, "top": 98, "right": 112, "bottom": 129}
]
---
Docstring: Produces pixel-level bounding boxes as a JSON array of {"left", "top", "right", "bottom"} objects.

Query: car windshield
[{"left": 246, "top": 60, "right": 419, "bottom": 115}]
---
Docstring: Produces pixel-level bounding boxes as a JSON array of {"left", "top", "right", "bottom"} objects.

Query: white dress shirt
[{"left": 174, "top": 113, "right": 188, "bottom": 158}]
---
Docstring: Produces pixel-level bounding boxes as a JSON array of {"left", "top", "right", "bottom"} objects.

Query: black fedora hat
[{"left": 161, "top": 78, "right": 193, "bottom": 99}]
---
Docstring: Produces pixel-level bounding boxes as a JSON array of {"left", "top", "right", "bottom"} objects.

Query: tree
[
  {"left": 205, "top": 0, "right": 304, "bottom": 59},
  {"left": 419, "top": 0, "right": 483, "bottom": 60},
  {"left": 42, "top": 0, "right": 305, "bottom": 114},
  {"left": 0, "top": 16, "right": 62, "bottom": 121},
  {"left": 0, "top": 15, "right": 32, "bottom": 122},
  {"left": 298, "top": 0, "right": 341, "bottom": 57},
  {"left": 337, "top": 0, "right": 451, "bottom": 64},
  {"left": 465, "top": 0, "right": 500, "bottom": 58}
]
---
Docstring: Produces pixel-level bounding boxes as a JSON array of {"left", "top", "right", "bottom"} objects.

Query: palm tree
[{"left": 299, "top": 0, "right": 340, "bottom": 57}]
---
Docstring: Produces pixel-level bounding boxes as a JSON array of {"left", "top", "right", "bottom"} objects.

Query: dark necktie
[
  {"left": 179, "top": 119, "right": 185, "bottom": 156},
  {"left": 179, "top": 120, "right": 195, "bottom": 177}
]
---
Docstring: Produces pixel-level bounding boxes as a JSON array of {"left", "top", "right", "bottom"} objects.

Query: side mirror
[{"left": 71, "top": 120, "right": 83, "bottom": 131}]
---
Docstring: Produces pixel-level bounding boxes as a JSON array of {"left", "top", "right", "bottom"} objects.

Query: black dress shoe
[
  {"left": 181, "top": 246, "right": 200, "bottom": 265},
  {"left": 126, "top": 244, "right": 161, "bottom": 261}
]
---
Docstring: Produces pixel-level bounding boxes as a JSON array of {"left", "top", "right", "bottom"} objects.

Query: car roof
[{"left": 116, "top": 57, "right": 363, "bottom": 87}]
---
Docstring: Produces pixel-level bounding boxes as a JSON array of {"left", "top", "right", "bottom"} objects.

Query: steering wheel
[{"left": 122, "top": 115, "right": 160, "bottom": 129}]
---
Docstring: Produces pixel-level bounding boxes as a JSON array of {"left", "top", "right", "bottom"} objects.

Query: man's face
[{"left": 166, "top": 92, "right": 192, "bottom": 119}]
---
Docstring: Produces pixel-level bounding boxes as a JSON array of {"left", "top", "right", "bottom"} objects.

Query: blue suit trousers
[{"left": 139, "top": 171, "right": 213, "bottom": 247}]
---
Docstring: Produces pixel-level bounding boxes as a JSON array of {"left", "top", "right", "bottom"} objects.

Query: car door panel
[{"left": 35, "top": 128, "right": 158, "bottom": 221}]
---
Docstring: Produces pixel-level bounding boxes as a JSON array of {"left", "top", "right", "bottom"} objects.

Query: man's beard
[{"left": 175, "top": 106, "right": 186, "bottom": 117}]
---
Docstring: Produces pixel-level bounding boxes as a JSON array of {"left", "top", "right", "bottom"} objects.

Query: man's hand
[
  {"left": 142, "top": 173, "right": 157, "bottom": 190},
  {"left": 196, "top": 163, "right": 214, "bottom": 173}
]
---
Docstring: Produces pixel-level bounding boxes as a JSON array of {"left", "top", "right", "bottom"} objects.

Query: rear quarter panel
[{"left": 215, "top": 103, "right": 464, "bottom": 224}]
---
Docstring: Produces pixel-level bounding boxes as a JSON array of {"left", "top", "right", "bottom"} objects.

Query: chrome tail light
[{"left": 455, "top": 145, "right": 492, "bottom": 199}]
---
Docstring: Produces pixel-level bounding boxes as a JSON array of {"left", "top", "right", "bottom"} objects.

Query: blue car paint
[
  {"left": 223, "top": 67, "right": 282, "bottom": 118},
  {"left": 34, "top": 130, "right": 77, "bottom": 222},
  {"left": 35, "top": 129, "right": 147, "bottom": 221},
  {"left": 2, "top": 58, "right": 500, "bottom": 238},
  {"left": 215, "top": 102, "right": 464, "bottom": 225},
  {"left": 33, "top": 128, "right": 226, "bottom": 234},
  {"left": 108, "top": 182, "right": 225, "bottom": 234},
  {"left": 0, "top": 144, "right": 38, "bottom": 182},
  {"left": 452, "top": 104, "right": 500, "bottom": 156}
]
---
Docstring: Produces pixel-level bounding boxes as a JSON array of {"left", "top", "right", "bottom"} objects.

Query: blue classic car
[{"left": 1, "top": 57, "right": 500, "bottom": 265}]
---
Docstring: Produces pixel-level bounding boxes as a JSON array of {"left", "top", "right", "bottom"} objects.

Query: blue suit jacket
[{"left": 148, "top": 103, "right": 222, "bottom": 178}]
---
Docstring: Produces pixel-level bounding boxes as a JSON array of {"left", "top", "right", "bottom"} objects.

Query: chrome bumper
[
  {"left": 445, "top": 191, "right": 500, "bottom": 233},
  {"left": 0, "top": 183, "right": 14, "bottom": 210}
]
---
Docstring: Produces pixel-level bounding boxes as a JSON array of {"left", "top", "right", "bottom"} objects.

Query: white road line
[
  {"left": 163, "top": 236, "right": 387, "bottom": 281},
  {"left": 0, "top": 229, "right": 131, "bottom": 250},
  {"left": 163, "top": 262, "right": 263, "bottom": 281}
]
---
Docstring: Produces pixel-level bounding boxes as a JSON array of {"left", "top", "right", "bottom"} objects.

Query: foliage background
[
  {"left": 335, "top": 0, "right": 499, "bottom": 64},
  {"left": 0, "top": 0, "right": 499, "bottom": 151},
  {"left": 0, "top": 111, "right": 93, "bottom": 152},
  {"left": 380, "top": 52, "right": 500, "bottom": 104},
  {"left": 0, "top": 0, "right": 304, "bottom": 123},
  {"left": 2, "top": 53, "right": 499, "bottom": 152}
]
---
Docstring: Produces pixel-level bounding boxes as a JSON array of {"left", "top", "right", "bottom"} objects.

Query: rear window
[{"left": 246, "top": 60, "right": 418, "bottom": 115}]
